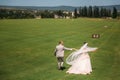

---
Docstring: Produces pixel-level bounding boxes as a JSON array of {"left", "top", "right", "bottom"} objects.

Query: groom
[{"left": 54, "top": 40, "right": 74, "bottom": 70}]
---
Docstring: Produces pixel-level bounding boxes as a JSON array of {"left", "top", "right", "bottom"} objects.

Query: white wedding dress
[{"left": 66, "top": 43, "right": 97, "bottom": 74}]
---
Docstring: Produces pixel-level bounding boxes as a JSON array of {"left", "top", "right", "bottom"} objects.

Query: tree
[
  {"left": 93, "top": 6, "right": 99, "bottom": 17},
  {"left": 74, "top": 8, "right": 78, "bottom": 18},
  {"left": 88, "top": 6, "right": 93, "bottom": 17},
  {"left": 112, "top": 7, "right": 117, "bottom": 18},
  {"left": 107, "top": 9, "right": 111, "bottom": 17},
  {"left": 82, "top": 6, "right": 87, "bottom": 17},
  {"left": 79, "top": 7, "right": 82, "bottom": 17},
  {"left": 57, "top": 10, "right": 63, "bottom": 17},
  {"left": 41, "top": 10, "right": 54, "bottom": 18}
]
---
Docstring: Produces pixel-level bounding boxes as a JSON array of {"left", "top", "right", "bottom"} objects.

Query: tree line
[
  {"left": 0, "top": 6, "right": 118, "bottom": 19},
  {"left": 0, "top": 9, "right": 35, "bottom": 19},
  {"left": 74, "top": 6, "right": 118, "bottom": 19}
]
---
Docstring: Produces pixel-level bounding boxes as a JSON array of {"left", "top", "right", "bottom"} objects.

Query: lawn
[{"left": 0, "top": 18, "right": 120, "bottom": 80}]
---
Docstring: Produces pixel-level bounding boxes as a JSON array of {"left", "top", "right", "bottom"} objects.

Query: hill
[{"left": 0, "top": 5, "right": 120, "bottom": 11}]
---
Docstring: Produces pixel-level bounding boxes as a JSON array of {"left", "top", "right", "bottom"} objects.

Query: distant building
[
  {"left": 35, "top": 15, "right": 41, "bottom": 19},
  {"left": 71, "top": 12, "right": 74, "bottom": 17},
  {"left": 54, "top": 14, "right": 59, "bottom": 19}
]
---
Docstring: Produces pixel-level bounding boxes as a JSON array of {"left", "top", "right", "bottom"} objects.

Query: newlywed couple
[{"left": 54, "top": 41, "right": 98, "bottom": 75}]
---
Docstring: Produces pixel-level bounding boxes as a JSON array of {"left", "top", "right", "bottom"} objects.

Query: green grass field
[{"left": 0, "top": 18, "right": 120, "bottom": 80}]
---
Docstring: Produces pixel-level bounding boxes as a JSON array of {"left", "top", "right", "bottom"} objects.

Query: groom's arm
[
  {"left": 54, "top": 48, "right": 57, "bottom": 56},
  {"left": 64, "top": 47, "right": 73, "bottom": 51}
]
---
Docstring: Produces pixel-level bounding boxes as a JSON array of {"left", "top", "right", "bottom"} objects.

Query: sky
[{"left": 0, "top": 0, "right": 120, "bottom": 6}]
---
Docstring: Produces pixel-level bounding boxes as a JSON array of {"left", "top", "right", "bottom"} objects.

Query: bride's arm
[{"left": 87, "top": 47, "right": 98, "bottom": 52}]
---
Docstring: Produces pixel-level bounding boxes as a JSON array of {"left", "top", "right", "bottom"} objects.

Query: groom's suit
[{"left": 54, "top": 44, "right": 72, "bottom": 70}]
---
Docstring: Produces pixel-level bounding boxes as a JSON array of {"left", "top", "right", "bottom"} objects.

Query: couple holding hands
[{"left": 54, "top": 41, "right": 98, "bottom": 75}]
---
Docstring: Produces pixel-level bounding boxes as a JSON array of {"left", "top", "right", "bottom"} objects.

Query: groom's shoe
[
  {"left": 58, "top": 66, "right": 63, "bottom": 70},
  {"left": 61, "top": 67, "right": 63, "bottom": 70},
  {"left": 61, "top": 67, "right": 66, "bottom": 70},
  {"left": 58, "top": 67, "right": 63, "bottom": 70},
  {"left": 58, "top": 67, "right": 61, "bottom": 70}
]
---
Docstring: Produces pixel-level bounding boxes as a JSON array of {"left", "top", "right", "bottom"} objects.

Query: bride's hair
[{"left": 84, "top": 42, "right": 87, "bottom": 44}]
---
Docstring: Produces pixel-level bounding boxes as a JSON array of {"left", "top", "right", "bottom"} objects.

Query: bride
[{"left": 66, "top": 42, "right": 98, "bottom": 75}]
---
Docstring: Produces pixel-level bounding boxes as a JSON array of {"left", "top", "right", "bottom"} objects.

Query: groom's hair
[{"left": 59, "top": 40, "right": 63, "bottom": 44}]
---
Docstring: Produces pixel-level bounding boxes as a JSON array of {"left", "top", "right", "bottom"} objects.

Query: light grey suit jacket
[{"left": 54, "top": 44, "right": 72, "bottom": 57}]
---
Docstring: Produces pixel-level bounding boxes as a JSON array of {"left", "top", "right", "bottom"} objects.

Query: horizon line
[{"left": 0, "top": 4, "right": 120, "bottom": 7}]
